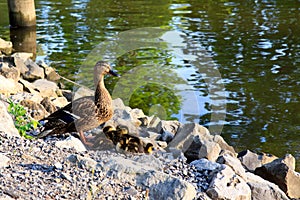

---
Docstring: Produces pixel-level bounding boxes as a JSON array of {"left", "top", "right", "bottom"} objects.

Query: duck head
[{"left": 94, "top": 61, "right": 120, "bottom": 85}]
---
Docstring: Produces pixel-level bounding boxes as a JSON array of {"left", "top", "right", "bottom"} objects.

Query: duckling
[
  {"left": 103, "top": 125, "right": 128, "bottom": 145},
  {"left": 116, "top": 134, "right": 154, "bottom": 154}
]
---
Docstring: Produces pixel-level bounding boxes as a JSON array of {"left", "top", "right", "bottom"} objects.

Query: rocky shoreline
[{"left": 1, "top": 38, "right": 300, "bottom": 199}]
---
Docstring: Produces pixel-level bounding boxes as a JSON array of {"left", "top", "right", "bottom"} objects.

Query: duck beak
[{"left": 109, "top": 70, "right": 120, "bottom": 77}]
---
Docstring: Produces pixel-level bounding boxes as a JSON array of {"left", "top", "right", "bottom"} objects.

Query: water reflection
[{"left": 0, "top": 0, "right": 299, "bottom": 169}]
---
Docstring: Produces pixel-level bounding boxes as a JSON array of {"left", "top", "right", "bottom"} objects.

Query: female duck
[{"left": 37, "top": 61, "right": 119, "bottom": 146}]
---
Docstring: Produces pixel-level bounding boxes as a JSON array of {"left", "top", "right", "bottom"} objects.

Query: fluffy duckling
[
  {"left": 116, "top": 134, "right": 154, "bottom": 154},
  {"left": 103, "top": 125, "right": 128, "bottom": 145}
]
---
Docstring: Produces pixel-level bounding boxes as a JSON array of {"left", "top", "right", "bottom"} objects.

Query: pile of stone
[{"left": 0, "top": 38, "right": 299, "bottom": 200}]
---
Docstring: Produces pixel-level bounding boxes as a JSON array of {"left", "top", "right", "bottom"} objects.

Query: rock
[
  {"left": 258, "top": 152, "right": 278, "bottom": 165},
  {"left": 190, "top": 158, "right": 223, "bottom": 172},
  {"left": 32, "top": 79, "right": 59, "bottom": 98},
  {"left": 23, "top": 59, "right": 45, "bottom": 81},
  {"left": 103, "top": 156, "right": 196, "bottom": 200},
  {"left": 167, "top": 123, "right": 211, "bottom": 159},
  {"left": 198, "top": 140, "right": 221, "bottom": 162},
  {"left": 67, "top": 154, "right": 97, "bottom": 171},
  {"left": 238, "top": 150, "right": 262, "bottom": 172},
  {"left": 246, "top": 172, "right": 290, "bottom": 200},
  {"left": 13, "top": 57, "right": 29, "bottom": 75},
  {"left": 51, "top": 97, "right": 68, "bottom": 108},
  {"left": 112, "top": 98, "right": 126, "bottom": 109},
  {"left": 11, "top": 52, "right": 33, "bottom": 62},
  {"left": 0, "top": 153, "right": 10, "bottom": 168},
  {"left": 147, "top": 115, "right": 161, "bottom": 130},
  {"left": 18, "top": 78, "right": 40, "bottom": 94},
  {"left": 20, "top": 99, "right": 48, "bottom": 120},
  {"left": 217, "top": 153, "right": 247, "bottom": 180},
  {"left": 213, "top": 135, "right": 236, "bottom": 154},
  {"left": 73, "top": 87, "right": 93, "bottom": 100},
  {"left": 255, "top": 154, "right": 300, "bottom": 199},
  {"left": 55, "top": 136, "right": 87, "bottom": 152},
  {"left": 0, "top": 75, "right": 23, "bottom": 95},
  {"left": 158, "top": 120, "right": 182, "bottom": 134},
  {"left": 206, "top": 165, "right": 251, "bottom": 200},
  {"left": 160, "top": 129, "right": 174, "bottom": 143},
  {"left": 0, "top": 38, "right": 12, "bottom": 54},
  {"left": 0, "top": 100, "right": 19, "bottom": 137},
  {"left": 37, "top": 60, "right": 60, "bottom": 81},
  {"left": 9, "top": 92, "right": 43, "bottom": 104},
  {"left": 0, "top": 62, "right": 20, "bottom": 81},
  {"left": 61, "top": 90, "right": 73, "bottom": 101},
  {"left": 40, "top": 97, "right": 57, "bottom": 114}
]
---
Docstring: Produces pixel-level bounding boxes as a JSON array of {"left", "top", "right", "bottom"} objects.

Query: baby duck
[
  {"left": 116, "top": 134, "right": 154, "bottom": 154},
  {"left": 103, "top": 125, "right": 128, "bottom": 145}
]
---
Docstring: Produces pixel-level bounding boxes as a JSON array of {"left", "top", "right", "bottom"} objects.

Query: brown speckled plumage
[{"left": 37, "top": 61, "right": 119, "bottom": 146}]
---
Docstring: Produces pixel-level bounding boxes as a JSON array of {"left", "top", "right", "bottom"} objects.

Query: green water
[{"left": 0, "top": 0, "right": 299, "bottom": 170}]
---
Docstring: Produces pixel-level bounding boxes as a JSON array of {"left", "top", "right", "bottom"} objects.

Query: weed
[{"left": 7, "top": 99, "right": 40, "bottom": 139}]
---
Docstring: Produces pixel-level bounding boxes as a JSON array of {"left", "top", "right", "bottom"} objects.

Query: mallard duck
[
  {"left": 103, "top": 125, "right": 128, "bottom": 145},
  {"left": 36, "top": 61, "right": 119, "bottom": 146},
  {"left": 116, "top": 133, "right": 154, "bottom": 154},
  {"left": 103, "top": 124, "right": 154, "bottom": 154}
]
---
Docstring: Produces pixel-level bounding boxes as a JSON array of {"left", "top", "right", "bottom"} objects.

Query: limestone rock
[
  {"left": 0, "top": 62, "right": 20, "bottom": 81},
  {"left": 23, "top": 59, "right": 45, "bottom": 81},
  {"left": 217, "top": 153, "right": 247, "bottom": 180},
  {"left": 206, "top": 165, "right": 251, "bottom": 200},
  {"left": 0, "top": 75, "right": 23, "bottom": 95},
  {"left": 238, "top": 150, "right": 262, "bottom": 172},
  {"left": 198, "top": 140, "right": 221, "bottom": 162},
  {"left": 40, "top": 97, "right": 57, "bottom": 114},
  {"left": 13, "top": 56, "right": 29, "bottom": 75},
  {"left": 37, "top": 60, "right": 60, "bottom": 81},
  {"left": 55, "top": 136, "right": 87, "bottom": 152},
  {"left": 11, "top": 52, "right": 33, "bottom": 62},
  {"left": 18, "top": 78, "right": 39, "bottom": 94},
  {"left": 51, "top": 96, "right": 68, "bottom": 108},
  {"left": 32, "top": 79, "right": 59, "bottom": 98},
  {"left": 190, "top": 158, "right": 224, "bottom": 172},
  {"left": 246, "top": 172, "right": 289, "bottom": 200},
  {"left": 255, "top": 154, "right": 300, "bottom": 199},
  {"left": 20, "top": 99, "right": 48, "bottom": 120},
  {"left": 67, "top": 154, "right": 97, "bottom": 171},
  {"left": 157, "top": 120, "right": 182, "bottom": 134},
  {"left": 103, "top": 156, "right": 196, "bottom": 200},
  {"left": 167, "top": 123, "right": 211, "bottom": 159},
  {"left": 213, "top": 135, "right": 236, "bottom": 154},
  {"left": 9, "top": 92, "right": 43, "bottom": 104},
  {"left": 0, "top": 38, "right": 12, "bottom": 54},
  {"left": 0, "top": 153, "right": 10, "bottom": 168},
  {"left": 0, "top": 100, "right": 19, "bottom": 137}
]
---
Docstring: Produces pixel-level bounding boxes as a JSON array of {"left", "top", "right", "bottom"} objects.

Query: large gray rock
[
  {"left": 206, "top": 165, "right": 251, "bottom": 200},
  {"left": 0, "top": 38, "right": 12, "bottom": 54},
  {"left": 238, "top": 150, "right": 262, "bottom": 172},
  {"left": 0, "top": 75, "right": 23, "bottom": 95},
  {"left": 255, "top": 154, "right": 300, "bottom": 199},
  {"left": 213, "top": 135, "right": 235, "bottom": 154},
  {"left": 0, "top": 62, "right": 20, "bottom": 81},
  {"left": 18, "top": 78, "right": 40, "bottom": 95},
  {"left": 20, "top": 99, "right": 48, "bottom": 120},
  {"left": 32, "top": 79, "right": 59, "bottom": 98},
  {"left": 55, "top": 136, "right": 87, "bottom": 152},
  {"left": 217, "top": 153, "right": 247, "bottom": 180},
  {"left": 167, "top": 123, "right": 211, "bottom": 159},
  {"left": 23, "top": 59, "right": 45, "bottom": 81},
  {"left": 246, "top": 172, "right": 289, "bottom": 200},
  {"left": 0, "top": 100, "right": 19, "bottom": 137},
  {"left": 190, "top": 158, "right": 223, "bottom": 172},
  {"left": 103, "top": 156, "right": 196, "bottom": 200}
]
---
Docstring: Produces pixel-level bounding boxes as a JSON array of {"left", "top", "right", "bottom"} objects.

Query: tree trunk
[{"left": 7, "top": 0, "right": 36, "bottom": 27}]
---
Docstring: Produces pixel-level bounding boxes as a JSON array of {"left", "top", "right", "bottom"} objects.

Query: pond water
[{"left": 0, "top": 0, "right": 299, "bottom": 169}]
